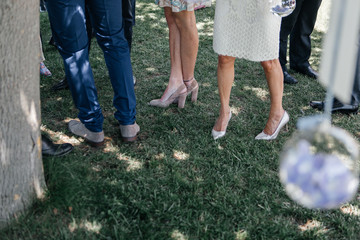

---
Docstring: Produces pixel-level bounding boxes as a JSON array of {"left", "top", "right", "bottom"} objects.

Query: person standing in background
[
  {"left": 51, "top": 0, "right": 137, "bottom": 90},
  {"left": 46, "top": 0, "right": 140, "bottom": 144},
  {"left": 211, "top": 1, "right": 289, "bottom": 140},
  {"left": 279, "top": 0, "right": 322, "bottom": 84},
  {"left": 149, "top": 0, "right": 211, "bottom": 108},
  {"left": 310, "top": 36, "right": 360, "bottom": 114}
]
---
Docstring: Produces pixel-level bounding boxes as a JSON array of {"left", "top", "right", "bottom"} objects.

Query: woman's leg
[
  {"left": 213, "top": 55, "right": 236, "bottom": 131},
  {"left": 159, "top": 7, "right": 186, "bottom": 101},
  {"left": 260, "top": 59, "right": 285, "bottom": 135},
  {"left": 172, "top": 10, "right": 198, "bottom": 82}
]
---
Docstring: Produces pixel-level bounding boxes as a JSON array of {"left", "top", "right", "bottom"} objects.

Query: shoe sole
[
  {"left": 122, "top": 135, "right": 138, "bottom": 143},
  {"left": 86, "top": 139, "right": 105, "bottom": 147},
  {"left": 284, "top": 81, "right": 298, "bottom": 85},
  {"left": 333, "top": 109, "right": 358, "bottom": 114},
  {"left": 310, "top": 105, "right": 358, "bottom": 114},
  {"left": 43, "top": 146, "right": 74, "bottom": 157}
]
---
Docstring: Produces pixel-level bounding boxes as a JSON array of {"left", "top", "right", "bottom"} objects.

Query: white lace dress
[{"left": 213, "top": 0, "right": 282, "bottom": 62}]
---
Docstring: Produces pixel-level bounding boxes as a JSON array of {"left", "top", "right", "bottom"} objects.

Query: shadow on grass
[{"left": 4, "top": 2, "right": 360, "bottom": 240}]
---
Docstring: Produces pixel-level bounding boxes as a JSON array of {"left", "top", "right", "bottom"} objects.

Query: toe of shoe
[
  {"left": 68, "top": 120, "right": 80, "bottom": 129},
  {"left": 309, "top": 101, "right": 324, "bottom": 110}
]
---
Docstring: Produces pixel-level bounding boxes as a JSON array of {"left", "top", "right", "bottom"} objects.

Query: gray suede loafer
[
  {"left": 68, "top": 120, "right": 104, "bottom": 146},
  {"left": 119, "top": 122, "right": 140, "bottom": 142}
]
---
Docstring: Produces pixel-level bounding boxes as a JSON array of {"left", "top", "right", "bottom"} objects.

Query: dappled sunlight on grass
[
  {"left": 62, "top": 117, "right": 75, "bottom": 123},
  {"left": 298, "top": 220, "right": 328, "bottom": 234},
  {"left": 173, "top": 150, "right": 189, "bottom": 161},
  {"left": 136, "top": 1, "right": 159, "bottom": 12},
  {"left": 195, "top": 176, "right": 204, "bottom": 182},
  {"left": 217, "top": 143, "right": 224, "bottom": 150},
  {"left": 146, "top": 67, "right": 156, "bottom": 72},
  {"left": 102, "top": 141, "right": 120, "bottom": 153},
  {"left": 314, "top": 0, "right": 330, "bottom": 33},
  {"left": 155, "top": 152, "right": 165, "bottom": 160},
  {"left": 230, "top": 106, "right": 242, "bottom": 116},
  {"left": 136, "top": 1, "right": 166, "bottom": 23},
  {"left": 117, "top": 153, "right": 143, "bottom": 171},
  {"left": 68, "top": 219, "right": 102, "bottom": 234},
  {"left": 301, "top": 105, "right": 312, "bottom": 111},
  {"left": 283, "top": 91, "right": 292, "bottom": 97},
  {"left": 340, "top": 204, "right": 360, "bottom": 216},
  {"left": 135, "top": 2, "right": 167, "bottom": 31},
  {"left": 91, "top": 165, "right": 101, "bottom": 172},
  {"left": 201, "top": 82, "right": 212, "bottom": 88},
  {"left": 171, "top": 229, "right": 188, "bottom": 240},
  {"left": 196, "top": 20, "right": 214, "bottom": 37},
  {"left": 41, "top": 125, "right": 82, "bottom": 145},
  {"left": 8, "top": 2, "right": 355, "bottom": 239},
  {"left": 235, "top": 230, "right": 248, "bottom": 240},
  {"left": 243, "top": 86, "right": 269, "bottom": 101},
  {"left": 143, "top": 12, "right": 158, "bottom": 20}
]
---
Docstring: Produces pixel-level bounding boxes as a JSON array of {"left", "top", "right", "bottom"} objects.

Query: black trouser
[{"left": 279, "top": 0, "right": 322, "bottom": 70}]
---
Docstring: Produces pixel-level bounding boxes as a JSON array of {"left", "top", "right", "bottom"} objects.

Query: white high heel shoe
[
  {"left": 255, "top": 111, "right": 289, "bottom": 140},
  {"left": 212, "top": 112, "right": 232, "bottom": 140}
]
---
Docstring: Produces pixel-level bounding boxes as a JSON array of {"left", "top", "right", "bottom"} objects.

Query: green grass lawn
[{"left": 3, "top": 1, "right": 360, "bottom": 239}]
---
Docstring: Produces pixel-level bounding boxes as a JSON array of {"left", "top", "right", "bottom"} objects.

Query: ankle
[
  {"left": 219, "top": 106, "right": 231, "bottom": 117},
  {"left": 183, "top": 77, "right": 195, "bottom": 87},
  {"left": 264, "top": 111, "right": 285, "bottom": 135},
  {"left": 269, "top": 109, "right": 285, "bottom": 121}
]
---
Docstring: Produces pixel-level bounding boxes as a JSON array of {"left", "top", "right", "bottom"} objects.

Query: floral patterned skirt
[{"left": 155, "top": 0, "right": 211, "bottom": 12}]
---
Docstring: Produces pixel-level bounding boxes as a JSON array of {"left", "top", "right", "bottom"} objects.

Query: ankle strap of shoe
[{"left": 183, "top": 77, "right": 195, "bottom": 83}]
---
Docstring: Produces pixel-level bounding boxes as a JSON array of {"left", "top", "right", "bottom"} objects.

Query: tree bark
[{"left": 0, "top": 0, "right": 45, "bottom": 229}]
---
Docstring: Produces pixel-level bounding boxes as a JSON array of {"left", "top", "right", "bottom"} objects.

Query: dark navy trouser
[{"left": 46, "top": 0, "right": 136, "bottom": 132}]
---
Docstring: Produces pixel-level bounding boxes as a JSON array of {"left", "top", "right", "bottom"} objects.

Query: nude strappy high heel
[
  {"left": 149, "top": 84, "right": 187, "bottom": 108},
  {"left": 183, "top": 78, "right": 199, "bottom": 103}
]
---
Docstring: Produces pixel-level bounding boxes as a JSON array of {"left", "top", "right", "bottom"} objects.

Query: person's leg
[
  {"left": 50, "top": 0, "right": 92, "bottom": 91},
  {"left": 310, "top": 37, "right": 360, "bottom": 113},
  {"left": 39, "top": 35, "right": 52, "bottom": 76},
  {"left": 260, "top": 59, "right": 285, "bottom": 135},
  {"left": 40, "top": 0, "right": 47, "bottom": 12},
  {"left": 279, "top": 0, "right": 304, "bottom": 69},
  {"left": 157, "top": 7, "right": 186, "bottom": 101},
  {"left": 289, "top": 0, "right": 322, "bottom": 69},
  {"left": 213, "top": 55, "right": 235, "bottom": 132},
  {"left": 46, "top": 0, "right": 104, "bottom": 133},
  {"left": 122, "top": 0, "right": 136, "bottom": 51},
  {"left": 172, "top": 10, "right": 198, "bottom": 82},
  {"left": 122, "top": 0, "right": 137, "bottom": 85},
  {"left": 88, "top": 0, "right": 136, "bottom": 126},
  {"left": 85, "top": 0, "right": 93, "bottom": 51}
]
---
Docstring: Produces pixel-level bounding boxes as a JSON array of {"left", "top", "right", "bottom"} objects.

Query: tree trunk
[{"left": 0, "top": 0, "right": 45, "bottom": 229}]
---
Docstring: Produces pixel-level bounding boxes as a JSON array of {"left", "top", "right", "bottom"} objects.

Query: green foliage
[{"left": 2, "top": 2, "right": 360, "bottom": 239}]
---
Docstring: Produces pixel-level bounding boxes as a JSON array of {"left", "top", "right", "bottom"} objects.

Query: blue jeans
[{"left": 46, "top": 0, "right": 136, "bottom": 132}]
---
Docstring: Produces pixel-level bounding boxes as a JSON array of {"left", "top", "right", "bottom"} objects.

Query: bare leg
[
  {"left": 260, "top": 59, "right": 285, "bottom": 135},
  {"left": 159, "top": 7, "right": 186, "bottom": 101},
  {"left": 213, "top": 55, "right": 236, "bottom": 131},
  {"left": 172, "top": 10, "right": 198, "bottom": 83}
]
